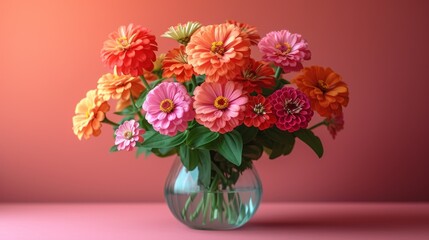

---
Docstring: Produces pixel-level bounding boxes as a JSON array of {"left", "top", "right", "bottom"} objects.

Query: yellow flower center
[
  {"left": 124, "top": 131, "right": 133, "bottom": 140},
  {"left": 160, "top": 99, "right": 175, "bottom": 113},
  {"left": 211, "top": 41, "right": 225, "bottom": 55},
  {"left": 214, "top": 96, "right": 229, "bottom": 110},
  {"left": 253, "top": 103, "right": 265, "bottom": 115},
  {"left": 116, "top": 36, "right": 131, "bottom": 50},
  {"left": 318, "top": 80, "right": 329, "bottom": 91},
  {"left": 275, "top": 42, "right": 292, "bottom": 55}
]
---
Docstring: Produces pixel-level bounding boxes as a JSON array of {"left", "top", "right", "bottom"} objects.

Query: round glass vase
[{"left": 164, "top": 157, "right": 263, "bottom": 230}]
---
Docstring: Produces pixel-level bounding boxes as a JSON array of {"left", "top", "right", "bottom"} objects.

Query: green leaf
[
  {"left": 110, "top": 145, "right": 118, "bottom": 152},
  {"left": 152, "top": 147, "right": 176, "bottom": 157},
  {"left": 186, "top": 126, "right": 219, "bottom": 148},
  {"left": 217, "top": 130, "right": 243, "bottom": 166},
  {"left": 236, "top": 125, "right": 258, "bottom": 144},
  {"left": 141, "top": 130, "right": 188, "bottom": 149},
  {"left": 178, "top": 145, "right": 200, "bottom": 170},
  {"left": 294, "top": 129, "right": 324, "bottom": 158},
  {"left": 113, "top": 105, "right": 136, "bottom": 116},
  {"left": 197, "top": 150, "right": 211, "bottom": 188},
  {"left": 242, "top": 141, "right": 263, "bottom": 160}
]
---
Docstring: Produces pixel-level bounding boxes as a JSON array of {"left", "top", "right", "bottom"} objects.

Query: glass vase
[{"left": 164, "top": 156, "right": 262, "bottom": 230}]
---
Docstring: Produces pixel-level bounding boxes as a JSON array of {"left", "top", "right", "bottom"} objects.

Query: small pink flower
[
  {"left": 143, "top": 82, "right": 195, "bottom": 136},
  {"left": 268, "top": 87, "right": 313, "bottom": 132},
  {"left": 193, "top": 81, "right": 248, "bottom": 134},
  {"left": 258, "top": 30, "right": 311, "bottom": 73},
  {"left": 326, "top": 113, "right": 344, "bottom": 139},
  {"left": 114, "top": 119, "right": 145, "bottom": 151}
]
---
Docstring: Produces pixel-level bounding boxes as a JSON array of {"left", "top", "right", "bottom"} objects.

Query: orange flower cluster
[{"left": 292, "top": 66, "right": 349, "bottom": 118}]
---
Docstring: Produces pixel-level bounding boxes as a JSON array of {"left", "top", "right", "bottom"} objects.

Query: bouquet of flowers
[{"left": 72, "top": 20, "right": 349, "bottom": 229}]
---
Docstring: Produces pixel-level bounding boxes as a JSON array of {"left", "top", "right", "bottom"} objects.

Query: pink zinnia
[
  {"left": 258, "top": 30, "right": 311, "bottom": 73},
  {"left": 268, "top": 87, "right": 313, "bottom": 132},
  {"left": 114, "top": 119, "right": 145, "bottom": 151},
  {"left": 101, "top": 24, "right": 158, "bottom": 77},
  {"left": 326, "top": 113, "right": 344, "bottom": 139},
  {"left": 193, "top": 81, "right": 248, "bottom": 134},
  {"left": 143, "top": 82, "right": 195, "bottom": 136}
]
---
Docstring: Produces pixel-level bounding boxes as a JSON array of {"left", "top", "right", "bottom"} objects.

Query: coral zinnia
[
  {"left": 72, "top": 90, "right": 110, "bottom": 140},
  {"left": 268, "top": 87, "right": 313, "bottom": 132},
  {"left": 143, "top": 82, "right": 195, "bottom": 136},
  {"left": 114, "top": 119, "right": 145, "bottom": 151},
  {"left": 162, "top": 46, "right": 195, "bottom": 82},
  {"left": 258, "top": 30, "right": 311, "bottom": 73},
  {"left": 194, "top": 81, "right": 248, "bottom": 134},
  {"left": 326, "top": 113, "right": 344, "bottom": 139},
  {"left": 234, "top": 58, "right": 275, "bottom": 93},
  {"left": 226, "top": 20, "right": 261, "bottom": 45},
  {"left": 292, "top": 66, "right": 349, "bottom": 117},
  {"left": 244, "top": 94, "right": 277, "bottom": 130},
  {"left": 186, "top": 24, "right": 251, "bottom": 83},
  {"left": 101, "top": 24, "right": 158, "bottom": 77}
]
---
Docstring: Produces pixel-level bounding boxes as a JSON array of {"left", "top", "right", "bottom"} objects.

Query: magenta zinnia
[
  {"left": 114, "top": 119, "right": 145, "bottom": 151},
  {"left": 258, "top": 30, "right": 311, "bottom": 73},
  {"left": 101, "top": 24, "right": 158, "bottom": 76},
  {"left": 143, "top": 82, "right": 195, "bottom": 136},
  {"left": 268, "top": 87, "right": 313, "bottom": 132},
  {"left": 193, "top": 81, "right": 248, "bottom": 134}
]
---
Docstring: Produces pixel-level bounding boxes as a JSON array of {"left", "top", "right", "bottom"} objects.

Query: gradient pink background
[{"left": 1, "top": 0, "right": 428, "bottom": 202}]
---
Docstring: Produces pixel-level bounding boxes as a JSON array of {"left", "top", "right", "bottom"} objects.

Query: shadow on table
[{"left": 241, "top": 208, "right": 429, "bottom": 232}]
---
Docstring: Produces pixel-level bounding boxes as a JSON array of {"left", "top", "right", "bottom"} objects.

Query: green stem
[
  {"left": 308, "top": 120, "right": 328, "bottom": 130},
  {"left": 191, "top": 75, "right": 198, "bottom": 89},
  {"left": 139, "top": 75, "right": 151, "bottom": 90},
  {"left": 130, "top": 95, "right": 145, "bottom": 122},
  {"left": 274, "top": 66, "right": 283, "bottom": 80},
  {"left": 101, "top": 116, "right": 119, "bottom": 127}
]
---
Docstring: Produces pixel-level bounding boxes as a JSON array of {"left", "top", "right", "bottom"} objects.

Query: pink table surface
[{"left": 1, "top": 203, "right": 428, "bottom": 240}]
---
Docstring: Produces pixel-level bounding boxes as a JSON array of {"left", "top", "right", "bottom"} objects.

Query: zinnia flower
[
  {"left": 162, "top": 46, "right": 195, "bottom": 82},
  {"left": 234, "top": 58, "right": 275, "bottom": 93},
  {"left": 186, "top": 24, "right": 251, "bottom": 83},
  {"left": 101, "top": 24, "right": 158, "bottom": 77},
  {"left": 243, "top": 95, "right": 277, "bottom": 130},
  {"left": 258, "top": 30, "right": 311, "bottom": 73},
  {"left": 97, "top": 73, "right": 144, "bottom": 109},
  {"left": 326, "top": 113, "right": 344, "bottom": 139},
  {"left": 72, "top": 90, "right": 110, "bottom": 140},
  {"left": 226, "top": 20, "right": 260, "bottom": 45},
  {"left": 292, "top": 66, "right": 349, "bottom": 117},
  {"left": 153, "top": 53, "right": 166, "bottom": 73},
  {"left": 143, "top": 82, "right": 195, "bottom": 136},
  {"left": 114, "top": 119, "right": 145, "bottom": 151},
  {"left": 194, "top": 81, "right": 248, "bottom": 134},
  {"left": 161, "top": 21, "right": 202, "bottom": 45},
  {"left": 268, "top": 87, "right": 313, "bottom": 132}
]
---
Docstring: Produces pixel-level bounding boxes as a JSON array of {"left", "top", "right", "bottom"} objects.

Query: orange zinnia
[
  {"left": 292, "top": 66, "right": 349, "bottom": 117},
  {"left": 186, "top": 24, "right": 251, "bottom": 83},
  {"left": 226, "top": 20, "right": 261, "bottom": 45},
  {"left": 162, "top": 46, "right": 195, "bottom": 82},
  {"left": 97, "top": 73, "right": 145, "bottom": 111},
  {"left": 73, "top": 90, "right": 110, "bottom": 140}
]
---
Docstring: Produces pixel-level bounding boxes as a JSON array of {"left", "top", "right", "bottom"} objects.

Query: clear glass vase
[{"left": 164, "top": 156, "right": 262, "bottom": 230}]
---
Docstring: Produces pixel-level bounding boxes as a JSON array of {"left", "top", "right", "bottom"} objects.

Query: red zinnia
[
  {"left": 101, "top": 24, "right": 158, "bottom": 77},
  {"left": 243, "top": 95, "right": 277, "bottom": 130},
  {"left": 234, "top": 58, "right": 275, "bottom": 93}
]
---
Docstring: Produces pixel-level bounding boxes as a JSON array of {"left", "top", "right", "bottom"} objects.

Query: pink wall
[{"left": 1, "top": 0, "right": 428, "bottom": 202}]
